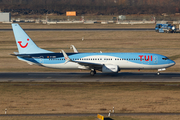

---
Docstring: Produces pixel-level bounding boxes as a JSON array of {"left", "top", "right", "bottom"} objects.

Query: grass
[
  {"left": 0, "top": 22, "right": 156, "bottom": 29},
  {"left": 1, "top": 23, "right": 180, "bottom": 119},
  {"left": 1, "top": 82, "right": 180, "bottom": 115},
  {"left": 0, "top": 116, "right": 95, "bottom": 120},
  {"left": 1, "top": 116, "right": 180, "bottom": 120}
]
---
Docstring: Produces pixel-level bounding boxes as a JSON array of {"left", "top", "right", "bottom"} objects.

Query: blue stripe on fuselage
[{"left": 17, "top": 52, "right": 171, "bottom": 65}]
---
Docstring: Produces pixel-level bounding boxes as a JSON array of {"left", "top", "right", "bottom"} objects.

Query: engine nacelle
[{"left": 102, "top": 64, "right": 119, "bottom": 73}]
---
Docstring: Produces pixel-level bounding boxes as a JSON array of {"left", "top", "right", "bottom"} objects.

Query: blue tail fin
[{"left": 12, "top": 23, "right": 53, "bottom": 54}]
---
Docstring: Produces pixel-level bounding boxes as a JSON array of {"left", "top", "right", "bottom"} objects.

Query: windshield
[{"left": 162, "top": 57, "right": 169, "bottom": 60}]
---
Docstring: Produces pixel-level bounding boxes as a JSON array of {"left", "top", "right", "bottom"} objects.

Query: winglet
[
  {"left": 70, "top": 45, "right": 78, "bottom": 53},
  {"left": 61, "top": 50, "right": 72, "bottom": 63}
]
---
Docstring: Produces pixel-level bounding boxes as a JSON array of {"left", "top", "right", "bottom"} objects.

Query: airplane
[{"left": 11, "top": 23, "right": 175, "bottom": 76}]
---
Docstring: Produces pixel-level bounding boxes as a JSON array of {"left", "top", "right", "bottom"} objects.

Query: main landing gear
[
  {"left": 90, "top": 69, "right": 96, "bottom": 76},
  {"left": 157, "top": 72, "right": 160, "bottom": 75}
]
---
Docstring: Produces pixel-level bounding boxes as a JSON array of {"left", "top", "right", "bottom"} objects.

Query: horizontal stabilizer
[{"left": 10, "top": 52, "right": 32, "bottom": 58}]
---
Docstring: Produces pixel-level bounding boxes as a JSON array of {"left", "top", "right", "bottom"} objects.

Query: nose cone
[{"left": 169, "top": 60, "right": 176, "bottom": 66}]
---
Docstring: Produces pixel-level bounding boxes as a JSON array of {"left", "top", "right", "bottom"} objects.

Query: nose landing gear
[{"left": 157, "top": 68, "right": 166, "bottom": 75}]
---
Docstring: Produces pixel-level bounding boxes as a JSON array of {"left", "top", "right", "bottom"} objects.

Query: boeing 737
[{"left": 11, "top": 23, "right": 175, "bottom": 76}]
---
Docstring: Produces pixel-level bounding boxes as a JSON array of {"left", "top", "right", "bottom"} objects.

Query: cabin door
[
  {"left": 153, "top": 56, "right": 158, "bottom": 64},
  {"left": 39, "top": 56, "right": 44, "bottom": 64}
]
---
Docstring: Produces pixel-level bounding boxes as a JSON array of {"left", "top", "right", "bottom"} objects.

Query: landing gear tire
[
  {"left": 90, "top": 70, "right": 96, "bottom": 76},
  {"left": 90, "top": 71, "right": 94, "bottom": 76}
]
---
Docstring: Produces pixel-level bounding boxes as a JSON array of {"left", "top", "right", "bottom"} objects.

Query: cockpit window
[{"left": 162, "top": 57, "right": 168, "bottom": 60}]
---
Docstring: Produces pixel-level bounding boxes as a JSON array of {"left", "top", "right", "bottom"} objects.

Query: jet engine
[{"left": 102, "top": 64, "right": 119, "bottom": 73}]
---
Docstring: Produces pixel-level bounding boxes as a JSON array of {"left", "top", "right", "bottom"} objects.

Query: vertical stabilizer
[{"left": 12, "top": 23, "right": 53, "bottom": 54}]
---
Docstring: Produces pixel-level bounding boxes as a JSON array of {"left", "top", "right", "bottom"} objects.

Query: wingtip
[{"left": 61, "top": 50, "right": 69, "bottom": 61}]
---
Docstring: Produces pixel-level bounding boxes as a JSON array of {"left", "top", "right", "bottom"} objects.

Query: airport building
[{"left": 0, "top": 12, "right": 11, "bottom": 22}]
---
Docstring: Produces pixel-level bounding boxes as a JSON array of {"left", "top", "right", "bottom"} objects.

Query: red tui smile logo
[{"left": 18, "top": 39, "right": 29, "bottom": 48}]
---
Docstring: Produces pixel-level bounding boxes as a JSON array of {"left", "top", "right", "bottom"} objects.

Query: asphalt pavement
[{"left": 1, "top": 72, "right": 180, "bottom": 82}]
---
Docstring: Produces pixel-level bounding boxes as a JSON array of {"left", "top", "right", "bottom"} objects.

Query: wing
[{"left": 61, "top": 50, "right": 103, "bottom": 70}]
